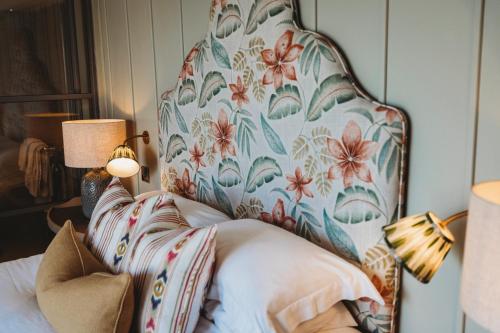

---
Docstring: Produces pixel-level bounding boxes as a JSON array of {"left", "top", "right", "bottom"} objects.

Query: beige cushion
[{"left": 36, "top": 221, "right": 134, "bottom": 333}]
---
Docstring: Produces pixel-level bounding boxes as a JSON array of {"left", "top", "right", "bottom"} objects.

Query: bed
[{"left": 0, "top": 0, "right": 408, "bottom": 332}]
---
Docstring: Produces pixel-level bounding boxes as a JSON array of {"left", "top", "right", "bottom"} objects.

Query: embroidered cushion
[
  {"left": 86, "top": 177, "right": 217, "bottom": 333},
  {"left": 36, "top": 221, "right": 134, "bottom": 333}
]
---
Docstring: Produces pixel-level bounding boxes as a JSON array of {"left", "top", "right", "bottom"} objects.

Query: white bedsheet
[{"left": 0, "top": 254, "right": 360, "bottom": 333}]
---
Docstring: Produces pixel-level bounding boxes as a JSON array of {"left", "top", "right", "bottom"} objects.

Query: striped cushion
[{"left": 86, "top": 177, "right": 217, "bottom": 333}]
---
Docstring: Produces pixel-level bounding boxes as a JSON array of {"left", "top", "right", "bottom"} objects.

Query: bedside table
[{"left": 47, "top": 197, "right": 89, "bottom": 240}]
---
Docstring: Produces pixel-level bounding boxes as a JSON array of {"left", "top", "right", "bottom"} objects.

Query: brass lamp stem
[
  {"left": 440, "top": 210, "right": 468, "bottom": 227},
  {"left": 123, "top": 131, "right": 150, "bottom": 145}
]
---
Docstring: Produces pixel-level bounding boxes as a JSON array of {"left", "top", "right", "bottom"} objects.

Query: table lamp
[
  {"left": 461, "top": 180, "right": 500, "bottom": 332},
  {"left": 383, "top": 180, "right": 500, "bottom": 332},
  {"left": 62, "top": 119, "right": 126, "bottom": 218}
]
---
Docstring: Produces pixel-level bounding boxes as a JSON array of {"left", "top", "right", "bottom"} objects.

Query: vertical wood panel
[
  {"left": 316, "top": 0, "right": 387, "bottom": 101},
  {"left": 296, "top": 0, "right": 316, "bottom": 31},
  {"left": 466, "top": 1, "right": 498, "bottom": 331},
  {"left": 126, "top": 0, "right": 160, "bottom": 192},
  {"left": 386, "top": 1, "right": 481, "bottom": 332},
  {"left": 474, "top": 0, "right": 500, "bottom": 184},
  {"left": 181, "top": 0, "right": 211, "bottom": 57},
  {"left": 152, "top": 0, "right": 184, "bottom": 94}
]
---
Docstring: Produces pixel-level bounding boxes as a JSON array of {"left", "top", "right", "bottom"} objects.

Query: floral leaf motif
[
  {"left": 237, "top": 117, "right": 257, "bottom": 158},
  {"left": 260, "top": 114, "right": 287, "bottom": 155},
  {"left": 191, "top": 118, "right": 202, "bottom": 137},
  {"left": 346, "top": 107, "right": 374, "bottom": 124},
  {"left": 307, "top": 74, "right": 356, "bottom": 122},
  {"left": 386, "top": 146, "right": 399, "bottom": 182},
  {"left": 218, "top": 158, "right": 242, "bottom": 187},
  {"left": 315, "top": 171, "right": 332, "bottom": 197},
  {"left": 334, "top": 186, "right": 382, "bottom": 224},
  {"left": 311, "top": 126, "right": 332, "bottom": 145},
  {"left": 252, "top": 80, "right": 266, "bottom": 102},
  {"left": 268, "top": 84, "right": 302, "bottom": 120},
  {"left": 324, "top": 209, "right": 360, "bottom": 262},
  {"left": 216, "top": 4, "right": 243, "bottom": 38},
  {"left": 232, "top": 50, "right": 247, "bottom": 71},
  {"left": 363, "top": 244, "right": 395, "bottom": 274},
  {"left": 245, "top": 0, "right": 291, "bottom": 34},
  {"left": 256, "top": 54, "right": 267, "bottom": 71},
  {"left": 196, "top": 176, "right": 211, "bottom": 204},
  {"left": 245, "top": 156, "right": 283, "bottom": 193},
  {"left": 210, "top": 34, "right": 232, "bottom": 70},
  {"left": 236, "top": 197, "right": 264, "bottom": 219},
  {"left": 199, "top": 71, "right": 227, "bottom": 108},
  {"left": 248, "top": 36, "right": 265, "bottom": 57},
  {"left": 292, "top": 136, "right": 309, "bottom": 160},
  {"left": 159, "top": 101, "right": 172, "bottom": 135},
  {"left": 178, "top": 79, "right": 196, "bottom": 106},
  {"left": 319, "top": 147, "right": 334, "bottom": 165},
  {"left": 173, "top": 103, "right": 188, "bottom": 134},
  {"left": 165, "top": 134, "right": 187, "bottom": 163},
  {"left": 194, "top": 40, "right": 209, "bottom": 76},
  {"left": 212, "top": 176, "right": 234, "bottom": 218},
  {"left": 296, "top": 215, "right": 321, "bottom": 243},
  {"left": 299, "top": 35, "right": 336, "bottom": 76},
  {"left": 243, "top": 66, "right": 254, "bottom": 87},
  {"left": 304, "top": 155, "right": 318, "bottom": 178}
]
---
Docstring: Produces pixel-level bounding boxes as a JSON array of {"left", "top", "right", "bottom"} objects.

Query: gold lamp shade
[
  {"left": 106, "top": 145, "right": 140, "bottom": 178},
  {"left": 383, "top": 212, "right": 455, "bottom": 283}
]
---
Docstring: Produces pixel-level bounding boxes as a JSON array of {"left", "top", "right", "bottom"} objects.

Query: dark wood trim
[{"left": 0, "top": 94, "right": 93, "bottom": 104}]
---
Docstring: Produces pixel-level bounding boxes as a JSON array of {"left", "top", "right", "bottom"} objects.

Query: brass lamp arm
[
  {"left": 440, "top": 210, "right": 468, "bottom": 227},
  {"left": 123, "top": 131, "right": 150, "bottom": 145}
]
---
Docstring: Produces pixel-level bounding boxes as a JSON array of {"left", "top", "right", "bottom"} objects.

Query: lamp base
[{"left": 81, "top": 168, "right": 112, "bottom": 218}]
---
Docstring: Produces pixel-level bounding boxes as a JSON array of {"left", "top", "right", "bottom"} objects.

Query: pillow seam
[
  {"left": 69, "top": 221, "right": 86, "bottom": 276},
  {"left": 113, "top": 275, "right": 132, "bottom": 333}
]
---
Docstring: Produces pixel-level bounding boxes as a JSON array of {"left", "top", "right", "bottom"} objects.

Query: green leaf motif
[
  {"left": 245, "top": 156, "right": 282, "bottom": 193},
  {"left": 237, "top": 117, "right": 257, "bottom": 158},
  {"left": 304, "top": 155, "right": 318, "bottom": 178},
  {"left": 268, "top": 84, "right": 302, "bottom": 120},
  {"left": 243, "top": 66, "right": 254, "bottom": 87},
  {"left": 245, "top": 0, "right": 291, "bottom": 34},
  {"left": 378, "top": 138, "right": 391, "bottom": 174},
  {"left": 307, "top": 74, "right": 356, "bottom": 122},
  {"left": 334, "top": 186, "right": 383, "bottom": 224},
  {"left": 178, "top": 79, "right": 196, "bottom": 106},
  {"left": 292, "top": 136, "right": 309, "bottom": 160},
  {"left": 196, "top": 176, "right": 211, "bottom": 204},
  {"left": 218, "top": 158, "right": 242, "bottom": 187},
  {"left": 173, "top": 103, "right": 188, "bottom": 134},
  {"left": 346, "top": 108, "right": 374, "bottom": 124},
  {"left": 216, "top": 4, "right": 243, "bottom": 38},
  {"left": 252, "top": 80, "right": 266, "bottom": 102},
  {"left": 159, "top": 101, "right": 172, "bottom": 134},
  {"left": 324, "top": 209, "right": 360, "bottom": 262},
  {"left": 260, "top": 114, "right": 287, "bottom": 155},
  {"left": 386, "top": 145, "right": 399, "bottom": 182},
  {"left": 248, "top": 36, "right": 265, "bottom": 57},
  {"left": 315, "top": 171, "right": 332, "bottom": 197},
  {"left": 311, "top": 126, "right": 332, "bottom": 145},
  {"left": 232, "top": 50, "right": 247, "bottom": 71},
  {"left": 210, "top": 34, "right": 232, "bottom": 70},
  {"left": 165, "top": 134, "right": 187, "bottom": 163},
  {"left": 199, "top": 71, "right": 227, "bottom": 108},
  {"left": 212, "top": 177, "right": 234, "bottom": 218}
]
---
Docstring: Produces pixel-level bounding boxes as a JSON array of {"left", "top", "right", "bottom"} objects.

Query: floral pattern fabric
[{"left": 157, "top": 1, "right": 408, "bottom": 332}]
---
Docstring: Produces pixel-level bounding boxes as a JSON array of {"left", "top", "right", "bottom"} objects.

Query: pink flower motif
[
  {"left": 179, "top": 47, "right": 198, "bottom": 80},
  {"left": 260, "top": 199, "right": 297, "bottom": 232},
  {"left": 175, "top": 168, "right": 196, "bottom": 199},
  {"left": 229, "top": 76, "right": 249, "bottom": 107},
  {"left": 327, "top": 120, "right": 378, "bottom": 188},
  {"left": 189, "top": 143, "right": 206, "bottom": 171},
  {"left": 211, "top": 0, "right": 227, "bottom": 9},
  {"left": 286, "top": 167, "right": 313, "bottom": 202},
  {"left": 375, "top": 106, "right": 399, "bottom": 125},
  {"left": 211, "top": 110, "right": 236, "bottom": 159},
  {"left": 359, "top": 275, "right": 393, "bottom": 315},
  {"left": 261, "top": 30, "right": 304, "bottom": 89}
]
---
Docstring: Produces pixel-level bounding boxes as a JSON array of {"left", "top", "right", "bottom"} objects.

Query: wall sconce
[{"left": 106, "top": 131, "right": 149, "bottom": 178}]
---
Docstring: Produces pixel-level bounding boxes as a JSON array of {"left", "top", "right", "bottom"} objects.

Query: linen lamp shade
[
  {"left": 62, "top": 119, "right": 126, "bottom": 168},
  {"left": 461, "top": 180, "right": 500, "bottom": 332},
  {"left": 383, "top": 212, "right": 455, "bottom": 283}
]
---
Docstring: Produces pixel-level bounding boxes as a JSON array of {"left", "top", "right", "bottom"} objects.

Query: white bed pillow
[
  {"left": 206, "top": 219, "right": 383, "bottom": 333},
  {"left": 135, "top": 191, "right": 231, "bottom": 227}
]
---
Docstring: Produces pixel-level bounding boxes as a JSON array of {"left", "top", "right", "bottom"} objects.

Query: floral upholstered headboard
[{"left": 158, "top": 0, "right": 408, "bottom": 332}]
